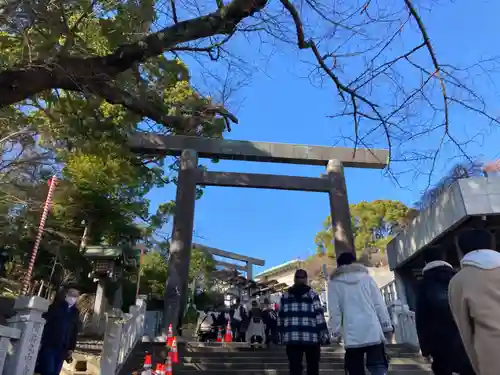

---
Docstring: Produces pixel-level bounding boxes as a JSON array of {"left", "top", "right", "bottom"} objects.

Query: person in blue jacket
[{"left": 36, "top": 288, "right": 80, "bottom": 375}]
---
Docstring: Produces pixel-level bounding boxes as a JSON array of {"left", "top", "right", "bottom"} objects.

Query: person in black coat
[
  {"left": 415, "top": 247, "right": 475, "bottom": 375},
  {"left": 36, "top": 288, "right": 81, "bottom": 375}
]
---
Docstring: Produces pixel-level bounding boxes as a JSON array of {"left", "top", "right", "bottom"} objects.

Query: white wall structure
[
  {"left": 256, "top": 259, "right": 394, "bottom": 289},
  {"left": 254, "top": 259, "right": 303, "bottom": 286},
  {"left": 387, "top": 176, "right": 500, "bottom": 270},
  {"left": 367, "top": 266, "right": 394, "bottom": 288}
]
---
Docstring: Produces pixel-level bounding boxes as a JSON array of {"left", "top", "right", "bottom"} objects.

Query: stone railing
[
  {"left": 380, "top": 280, "right": 398, "bottom": 306},
  {"left": 100, "top": 298, "right": 146, "bottom": 375},
  {"left": 0, "top": 325, "right": 21, "bottom": 374},
  {"left": 388, "top": 301, "right": 419, "bottom": 347},
  {"left": 144, "top": 310, "right": 164, "bottom": 341},
  {"left": 1, "top": 296, "right": 50, "bottom": 375},
  {"left": 380, "top": 280, "right": 419, "bottom": 348}
]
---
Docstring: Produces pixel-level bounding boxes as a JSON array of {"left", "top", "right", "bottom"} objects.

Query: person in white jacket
[{"left": 328, "top": 252, "right": 393, "bottom": 375}]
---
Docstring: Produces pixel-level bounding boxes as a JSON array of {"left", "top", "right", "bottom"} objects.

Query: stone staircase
[{"left": 118, "top": 342, "right": 431, "bottom": 375}]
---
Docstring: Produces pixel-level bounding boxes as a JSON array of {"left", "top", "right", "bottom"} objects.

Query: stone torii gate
[
  {"left": 193, "top": 243, "right": 265, "bottom": 280},
  {"left": 129, "top": 133, "right": 389, "bottom": 334}
]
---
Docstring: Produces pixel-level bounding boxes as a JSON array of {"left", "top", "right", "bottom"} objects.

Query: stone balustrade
[
  {"left": 380, "top": 280, "right": 398, "bottom": 306},
  {"left": 0, "top": 296, "right": 50, "bottom": 375},
  {"left": 100, "top": 298, "right": 146, "bottom": 375},
  {"left": 0, "top": 325, "right": 21, "bottom": 374},
  {"left": 387, "top": 300, "right": 419, "bottom": 347},
  {"left": 380, "top": 281, "right": 419, "bottom": 348}
]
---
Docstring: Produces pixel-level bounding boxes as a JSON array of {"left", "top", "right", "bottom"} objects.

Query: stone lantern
[{"left": 83, "top": 244, "right": 139, "bottom": 334}]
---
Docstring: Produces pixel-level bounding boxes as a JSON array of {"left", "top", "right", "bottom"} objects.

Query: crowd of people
[
  {"left": 257, "top": 228, "right": 500, "bottom": 375},
  {"left": 34, "top": 228, "right": 500, "bottom": 375},
  {"left": 197, "top": 296, "right": 280, "bottom": 346}
]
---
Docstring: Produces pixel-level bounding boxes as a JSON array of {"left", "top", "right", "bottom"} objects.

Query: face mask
[{"left": 66, "top": 296, "right": 77, "bottom": 306}]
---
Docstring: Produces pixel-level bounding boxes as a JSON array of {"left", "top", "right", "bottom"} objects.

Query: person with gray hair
[{"left": 35, "top": 288, "right": 81, "bottom": 375}]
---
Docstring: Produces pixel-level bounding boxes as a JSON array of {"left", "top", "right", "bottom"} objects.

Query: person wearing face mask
[{"left": 35, "top": 288, "right": 81, "bottom": 375}]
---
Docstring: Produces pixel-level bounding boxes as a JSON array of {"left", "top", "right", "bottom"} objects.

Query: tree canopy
[
  {"left": 315, "top": 200, "right": 417, "bottom": 258},
  {"left": 1, "top": 0, "right": 499, "bottom": 182},
  {"left": 0, "top": 38, "right": 218, "bottom": 297},
  {"left": 139, "top": 248, "right": 215, "bottom": 300},
  {"left": 1, "top": 0, "right": 499, "bottom": 302}
]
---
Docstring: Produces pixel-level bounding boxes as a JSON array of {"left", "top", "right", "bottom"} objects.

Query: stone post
[
  {"left": 246, "top": 262, "right": 253, "bottom": 281},
  {"left": 164, "top": 149, "right": 198, "bottom": 335},
  {"left": 0, "top": 325, "right": 21, "bottom": 374},
  {"left": 91, "top": 279, "right": 107, "bottom": 335},
  {"left": 100, "top": 310, "right": 123, "bottom": 375},
  {"left": 4, "top": 296, "right": 49, "bottom": 375},
  {"left": 113, "top": 283, "right": 123, "bottom": 310},
  {"left": 326, "top": 159, "right": 355, "bottom": 257},
  {"left": 394, "top": 270, "right": 408, "bottom": 306}
]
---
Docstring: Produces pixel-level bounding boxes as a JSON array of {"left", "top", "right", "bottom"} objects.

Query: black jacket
[
  {"left": 415, "top": 262, "right": 464, "bottom": 358},
  {"left": 41, "top": 299, "right": 80, "bottom": 352}
]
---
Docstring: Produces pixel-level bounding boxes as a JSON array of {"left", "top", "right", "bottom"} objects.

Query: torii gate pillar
[
  {"left": 327, "top": 159, "right": 355, "bottom": 257},
  {"left": 163, "top": 149, "right": 198, "bottom": 335}
]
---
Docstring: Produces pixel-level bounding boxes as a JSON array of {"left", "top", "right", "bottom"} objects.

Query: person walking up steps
[
  {"left": 328, "top": 252, "right": 393, "bottom": 375},
  {"left": 415, "top": 246, "right": 475, "bottom": 375},
  {"left": 449, "top": 228, "right": 500, "bottom": 375},
  {"left": 278, "top": 269, "right": 330, "bottom": 375}
]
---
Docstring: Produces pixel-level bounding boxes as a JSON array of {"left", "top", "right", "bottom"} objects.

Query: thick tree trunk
[
  {"left": 0, "top": 0, "right": 268, "bottom": 108},
  {"left": 163, "top": 149, "right": 198, "bottom": 335}
]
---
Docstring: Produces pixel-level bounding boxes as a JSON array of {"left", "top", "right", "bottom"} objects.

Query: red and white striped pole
[{"left": 22, "top": 175, "right": 57, "bottom": 296}]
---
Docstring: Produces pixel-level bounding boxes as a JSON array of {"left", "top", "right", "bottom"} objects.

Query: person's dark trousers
[
  {"left": 35, "top": 346, "right": 67, "bottom": 375},
  {"left": 430, "top": 359, "right": 452, "bottom": 375},
  {"left": 231, "top": 321, "right": 241, "bottom": 341},
  {"left": 431, "top": 344, "right": 476, "bottom": 375},
  {"left": 286, "top": 344, "right": 320, "bottom": 375},
  {"left": 344, "top": 343, "right": 388, "bottom": 375},
  {"left": 431, "top": 353, "right": 476, "bottom": 375}
]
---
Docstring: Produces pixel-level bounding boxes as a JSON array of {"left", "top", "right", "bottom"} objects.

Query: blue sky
[{"left": 147, "top": 0, "right": 500, "bottom": 273}]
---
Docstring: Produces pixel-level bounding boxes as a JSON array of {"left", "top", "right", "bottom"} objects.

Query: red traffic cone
[
  {"left": 216, "top": 326, "right": 223, "bottom": 342},
  {"left": 143, "top": 352, "right": 152, "bottom": 369},
  {"left": 224, "top": 321, "right": 233, "bottom": 343},
  {"left": 165, "top": 357, "right": 173, "bottom": 375},
  {"left": 155, "top": 363, "right": 163, "bottom": 374},
  {"left": 167, "top": 324, "right": 173, "bottom": 347},
  {"left": 169, "top": 337, "right": 179, "bottom": 363}
]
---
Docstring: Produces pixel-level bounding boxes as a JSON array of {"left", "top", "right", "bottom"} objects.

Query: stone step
[
  {"left": 118, "top": 342, "right": 429, "bottom": 375},
  {"left": 165, "top": 369, "right": 429, "bottom": 375},
  {"left": 183, "top": 342, "right": 419, "bottom": 353},
  {"left": 179, "top": 349, "right": 420, "bottom": 359},
  {"left": 178, "top": 361, "right": 429, "bottom": 371},
  {"left": 181, "top": 356, "right": 428, "bottom": 366}
]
